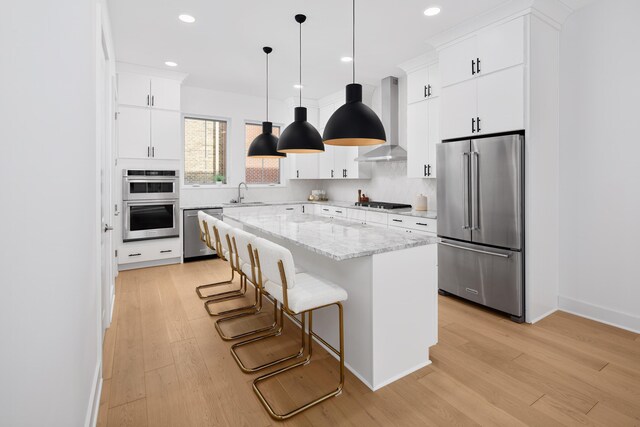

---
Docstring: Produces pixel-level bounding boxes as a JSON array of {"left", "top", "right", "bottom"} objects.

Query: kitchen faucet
[{"left": 237, "top": 182, "right": 248, "bottom": 204}]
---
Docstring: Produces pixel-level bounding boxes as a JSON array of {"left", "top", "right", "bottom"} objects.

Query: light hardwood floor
[{"left": 98, "top": 259, "right": 640, "bottom": 426}]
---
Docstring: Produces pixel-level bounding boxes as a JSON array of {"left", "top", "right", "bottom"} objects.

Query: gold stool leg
[
  {"left": 215, "top": 288, "right": 280, "bottom": 341},
  {"left": 204, "top": 273, "right": 258, "bottom": 317},
  {"left": 252, "top": 303, "right": 345, "bottom": 421},
  {"left": 195, "top": 262, "right": 246, "bottom": 300},
  {"left": 230, "top": 306, "right": 310, "bottom": 373}
]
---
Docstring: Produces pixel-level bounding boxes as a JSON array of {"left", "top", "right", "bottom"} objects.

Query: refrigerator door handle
[
  {"left": 462, "top": 152, "right": 471, "bottom": 230},
  {"left": 471, "top": 151, "right": 480, "bottom": 230},
  {"left": 440, "top": 242, "right": 510, "bottom": 258}
]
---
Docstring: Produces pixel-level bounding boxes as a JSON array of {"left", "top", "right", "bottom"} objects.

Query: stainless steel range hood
[{"left": 355, "top": 76, "right": 407, "bottom": 162}]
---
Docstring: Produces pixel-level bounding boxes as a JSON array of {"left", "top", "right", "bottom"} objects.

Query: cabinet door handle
[
  {"left": 151, "top": 95, "right": 155, "bottom": 106},
  {"left": 296, "top": 170, "right": 299, "bottom": 178},
  {"left": 152, "top": 147, "right": 155, "bottom": 157},
  {"left": 476, "top": 117, "right": 481, "bottom": 132},
  {"left": 129, "top": 253, "right": 141, "bottom": 257},
  {"left": 424, "top": 164, "right": 427, "bottom": 177},
  {"left": 471, "top": 59, "right": 476, "bottom": 75},
  {"left": 476, "top": 58, "right": 481, "bottom": 74},
  {"left": 472, "top": 118, "right": 476, "bottom": 133},
  {"left": 331, "top": 169, "right": 334, "bottom": 178},
  {"left": 147, "top": 95, "right": 150, "bottom": 106},
  {"left": 147, "top": 146, "right": 150, "bottom": 157},
  {"left": 424, "top": 85, "right": 428, "bottom": 98},
  {"left": 427, "top": 84, "right": 432, "bottom": 97},
  {"left": 160, "top": 249, "right": 172, "bottom": 254},
  {"left": 427, "top": 164, "right": 432, "bottom": 176}
]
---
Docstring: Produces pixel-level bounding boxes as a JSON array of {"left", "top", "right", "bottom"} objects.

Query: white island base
[{"left": 242, "top": 226, "right": 438, "bottom": 391}]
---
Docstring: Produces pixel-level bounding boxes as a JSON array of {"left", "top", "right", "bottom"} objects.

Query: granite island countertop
[{"left": 224, "top": 212, "right": 438, "bottom": 261}]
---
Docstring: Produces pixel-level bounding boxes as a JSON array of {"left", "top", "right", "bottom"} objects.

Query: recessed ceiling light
[
  {"left": 341, "top": 56, "right": 353, "bottom": 62},
  {"left": 293, "top": 84, "right": 304, "bottom": 89},
  {"left": 165, "top": 61, "right": 178, "bottom": 67},
  {"left": 424, "top": 7, "right": 441, "bottom": 16},
  {"left": 178, "top": 14, "right": 195, "bottom": 23}
]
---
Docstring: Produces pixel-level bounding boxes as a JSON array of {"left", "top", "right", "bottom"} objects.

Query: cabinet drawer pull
[
  {"left": 160, "top": 250, "right": 172, "bottom": 254},
  {"left": 416, "top": 222, "right": 429, "bottom": 227},
  {"left": 392, "top": 219, "right": 403, "bottom": 223},
  {"left": 285, "top": 208, "right": 294, "bottom": 211},
  {"left": 335, "top": 210, "right": 343, "bottom": 214},
  {"left": 129, "top": 253, "right": 141, "bottom": 257},
  {"left": 322, "top": 208, "right": 329, "bottom": 211}
]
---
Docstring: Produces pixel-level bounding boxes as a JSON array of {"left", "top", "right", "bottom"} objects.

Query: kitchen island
[{"left": 224, "top": 211, "right": 438, "bottom": 391}]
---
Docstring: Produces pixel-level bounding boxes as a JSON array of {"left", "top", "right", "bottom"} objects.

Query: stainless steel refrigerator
[{"left": 437, "top": 132, "right": 525, "bottom": 322}]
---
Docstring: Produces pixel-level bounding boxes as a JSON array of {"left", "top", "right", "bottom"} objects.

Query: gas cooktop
[{"left": 354, "top": 201, "right": 412, "bottom": 210}]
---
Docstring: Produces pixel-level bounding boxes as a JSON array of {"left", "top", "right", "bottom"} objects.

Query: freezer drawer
[{"left": 438, "top": 240, "right": 523, "bottom": 317}]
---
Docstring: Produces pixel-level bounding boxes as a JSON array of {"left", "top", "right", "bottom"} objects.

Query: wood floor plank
[
  {"left": 106, "top": 398, "right": 148, "bottom": 427},
  {"left": 97, "top": 261, "right": 640, "bottom": 426},
  {"left": 109, "top": 274, "right": 146, "bottom": 408}
]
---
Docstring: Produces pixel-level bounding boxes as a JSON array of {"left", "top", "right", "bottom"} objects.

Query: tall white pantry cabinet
[{"left": 422, "top": 11, "right": 561, "bottom": 323}]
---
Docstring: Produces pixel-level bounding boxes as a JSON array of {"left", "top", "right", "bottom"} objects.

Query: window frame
[
  {"left": 181, "top": 113, "right": 231, "bottom": 189},
  {"left": 244, "top": 120, "right": 286, "bottom": 188}
]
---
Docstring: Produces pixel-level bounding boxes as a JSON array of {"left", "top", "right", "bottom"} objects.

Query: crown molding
[{"left": 397, "top": 51, "right": 438, "bottom": 74}]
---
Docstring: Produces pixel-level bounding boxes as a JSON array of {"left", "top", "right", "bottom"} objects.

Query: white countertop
[
  {"left": 182, "top": 200, "right": 437, "bottom": 219},
  {"left": 224, "top": 212, "right": 438, "bottom": 261}
]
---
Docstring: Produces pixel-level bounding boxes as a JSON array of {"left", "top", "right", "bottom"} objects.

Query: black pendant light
[
  {"left": 277, "top": 14, "right": 324, "bottom": 154},
  {"left": 323, "top": 0, "right": 386, "bottom": 146},
  {"left": 248, "top": 47, "right": 286, "bottom": 158}
]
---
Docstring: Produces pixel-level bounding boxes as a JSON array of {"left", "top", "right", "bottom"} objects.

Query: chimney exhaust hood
[{"left": 355, "top": 76, "right": 407, "bottom": 162}]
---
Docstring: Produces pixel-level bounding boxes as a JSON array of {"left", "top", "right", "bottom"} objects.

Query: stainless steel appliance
[
  {"left": 122, "top": 170, "right": 180, "bottom": 242},
  {"left": 437, "top": 132, "right": 525, "bottom": 322},
  {"left": 354, "top": 201, "right": 412, "bottom": 210},
  {"left": 183, "top": 207, "right": 223, "bottom": 261}
]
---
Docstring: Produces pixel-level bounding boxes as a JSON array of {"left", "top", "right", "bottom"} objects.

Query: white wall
[
  {"left": 0, "top": 0, "right": 102, "bottom": 425},
  {"left": 180, "top": 86, "right": 315, "bottom": 207},
  {"left": 559, "top": 0, "right": 640, "bottom": 332},
  {"left": 318, "top": 79, "right": 438, "bottom": 209}
]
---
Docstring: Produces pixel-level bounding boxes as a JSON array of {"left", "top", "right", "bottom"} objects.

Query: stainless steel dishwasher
[{"left": 183, "top": 208, "right": 223, "bottom": 261}]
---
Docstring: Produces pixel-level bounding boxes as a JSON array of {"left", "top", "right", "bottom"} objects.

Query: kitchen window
[
  {"left": 245, "top": 122, "right": 281, "bottom": 185},
  {"left": 184, "top": 117, "right": 227, "bottom": 185}
]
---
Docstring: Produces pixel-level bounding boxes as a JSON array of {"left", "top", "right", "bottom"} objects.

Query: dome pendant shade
[
  {"left": 323, "top": 83, "right": 386, "bottom": 146},
  {"left": 277, "top": 107, "right": 324, "bottom": 153},
  {"left": 248, "top": 121, "right": 285, "bottom": 158}
]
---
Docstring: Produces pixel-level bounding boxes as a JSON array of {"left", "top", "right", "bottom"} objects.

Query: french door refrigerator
[{"left": 437, "top": 132, "right": 525, "bottom": 322}]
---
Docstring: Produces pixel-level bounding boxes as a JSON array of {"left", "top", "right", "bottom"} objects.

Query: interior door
[
  {"left": 407, "top": 101, "right": 428, "bottom": 178},
  {"left": 436, "top": 140, "right": 471, "bottom": 241},
  {"left": 471, "top": 134, "right": 523, "bottom": 249}
]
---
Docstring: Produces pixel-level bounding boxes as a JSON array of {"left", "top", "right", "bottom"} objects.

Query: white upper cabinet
[
  {"left": 439, "top": 17, "right": 524, "bottom": 88},
  {"left": 476, "top": 66, "right": 524, "bottom": 136},
  {"left": 407, "top": 95, "right": 440, "bottom": 178},
  {"left": 289, "top": 153, "right": 320, "bottom": 179},
  {"left": 438, "top": 17, "right": 525, "bottom": 140},
  {"left": 116, "top": 71, "right": 182, "bottom": 160},
  {"left": 150, "top": 77, "right": 181, "bottom": 111},
  {"left": 441, "top": 78, "right": 477, "bottom": 140},
  {"left": 318, "top": 145, "right": 335, "bottom": 179},
  {"left": 427, "top": 97, "right": 440, "bottom": 177},
  {"left": 407, "top": 64, "right": 441, "bottom": 104},
  {"left": 439, "top": 37, "right": 477, "bottom": 88},
  {"left": 118, "top": 73, "right": 151, "bottom": 108},
  {"left": 476, "top": 18, "right": 524, "bottom": 76},
  {"left": 150, "top": 110, "right": 181, "bottom": 160}
]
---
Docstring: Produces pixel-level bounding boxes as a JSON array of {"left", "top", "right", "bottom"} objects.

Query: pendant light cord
[
  {"left": 352, "top": 0, "right": 356, "bottom": 84},
  {"left": 299, "top": 19, "right": 302, "bottom": 107},
  {"left": 266, "top": 51, "right": 269, "bottom": 121}
]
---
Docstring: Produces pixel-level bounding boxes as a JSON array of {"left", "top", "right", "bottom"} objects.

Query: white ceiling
[{"left": 108, "top": 0, "right": 512, "bottom": 100}]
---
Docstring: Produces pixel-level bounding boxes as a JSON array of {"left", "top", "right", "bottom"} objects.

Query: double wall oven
[{"left": 122, "top": 170, "right": 180, "bottom": 242}]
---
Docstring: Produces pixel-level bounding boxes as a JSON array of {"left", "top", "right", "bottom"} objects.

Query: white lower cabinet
[
  {"left": 119, "top": 238, "right": 181, "bottom": 266},
  {"left": 387, "top": 214, "right": 438, "bottom": 235}
]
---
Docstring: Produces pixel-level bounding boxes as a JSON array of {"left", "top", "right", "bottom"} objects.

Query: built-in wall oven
[{"left": 122, "top": 170, "right": 180, "bottom": 242}]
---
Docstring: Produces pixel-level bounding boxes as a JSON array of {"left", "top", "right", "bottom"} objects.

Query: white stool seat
[
  {"left": 265, "top": 273, "right": 347, "bottom": 314},
  {"left": 241, "top": 262, "right": 254, "bottom": 279}
]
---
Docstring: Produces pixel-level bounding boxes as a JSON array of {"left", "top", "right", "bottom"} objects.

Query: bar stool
[
  {"left": 234, "top": 238, "right": 348, "bottom": 420},
  {"left": 194, "top": 212, "right": 244, "bottom": 302},
  {"left": 214, "top": 228, "right": 281, "bottom": 341},
  {"left": 203, "top": 220, "right": 258, "bottom": 317}
]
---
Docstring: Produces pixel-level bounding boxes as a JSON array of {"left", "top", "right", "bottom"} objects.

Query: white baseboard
[
  {"left": 371, "top": 359, "right": 433, "bottom": 391},
  {"left": 529, "top": 307, "right": 559, "bottom": 324},
  {"left": 85, "top": 362, "right": 102, "bottom": 427},
  {"left": 559, "top": 295, "right": 640, "bottom": 334}
]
